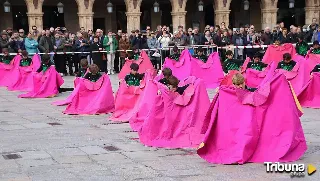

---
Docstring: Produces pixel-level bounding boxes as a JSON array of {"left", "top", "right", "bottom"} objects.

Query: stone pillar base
[
  {"left": 261, "top": 8, "right": 278, "bottom": 29},
  {"left": 78, "top": 12, "right": 94, "bottom": 31},
  {"left": 215, "top": 10, "right": 231, "bottom": 28},
  {"left": 171, "top": 11, "right": 187, "bottom": 32},
  {"left": 27, "top": 12, "right": 44, "bottom": 31},
  {"left": 126, "top": 12, "right": 142, "bottom": 32},
  {"left": 305, "top": 6, "right": 320, "bottom": 25}
]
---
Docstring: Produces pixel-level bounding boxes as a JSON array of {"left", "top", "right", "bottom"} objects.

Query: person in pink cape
[
  {"left": 162, "top": 48, "right": 192, "bottom": 81},
  {"left": 244, "top": 53, "right": 269, "bottom": 88},
  {"left": 138, "top": 76, "right": 211, "bottom": 148},
  {"left": 110, "top": 63, "right": 153, "bottom": 122},
  {"left": 198, "top": 73, "right": 307, "bottom": 164},
  {"left": 18, "top": 54, "right": 64, "bottom": 98},
  {"left": 8, "top": 51, "right": 41, "bottom": 91},
  {"left": 118, "top": 48, "right": 155, "bottom": 80},
  {"left": 0, "top": 48, "right": 20, "bottom": 87},
  {"left": 63, "top": 64, "right": 115, "bottom": 115},
  {"left": 262, "top": 43, "right": 296, "bottom": 65},
  {"left": 129, "top": 68, "right": 173, "bottom": 131},
  {"left": 190, "top": 48, "right": 224, "bottom": 89}
]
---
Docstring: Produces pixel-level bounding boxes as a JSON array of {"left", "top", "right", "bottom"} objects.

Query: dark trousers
[
  {"left": 54, "top": 54, "right": 66, "bottom": 73},
  {"left": 149, "top": 50, "right": 160, "bottom": 69},
  {"left": 114, "top": 51, "right": 120, "bottom": 72},
  {"left": 65, "top": 55, "right": 74, "bottom": 74}
]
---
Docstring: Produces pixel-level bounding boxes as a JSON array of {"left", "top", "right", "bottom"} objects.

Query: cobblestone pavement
[{"left": 0, "top": 75, "right": 319, "bottom": 181}]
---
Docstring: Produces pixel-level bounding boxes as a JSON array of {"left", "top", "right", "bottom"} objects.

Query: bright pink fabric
[
  {"left": 297, "top": 72, "right": 320, "bottom": 108},
  {"left": 306, "top": 53, "right": 320, "bottom": 73},
  {"left": 163, "top": 50, "right": 192, "bottom": 80},
  {"left": 18, "top": 66, "right": 64, "bottom": 98},
  {"left": 197, "top": 74, "right": 307, "bottom": 164},
  {"left": 245, "top": 62, "right": 277, "bottom": 88},
  {"left": 118, "top": 51, "right": 155, "bottom": 80},
  {"left": 0, "top": 55, "right": 21, "bottom": 87},
  {"left": 138, "top": 77, "right": 211, "bottom": 148},
  {"left": 262, "top": 43, "right": 296, "bottom": 64},
  {"left": 220, "top": 70, "right": 239, "bottom": 86},
  {"left": 63, "top": 74, "right": 115, "bottom": 115},
  {"left": 8, "top": 55, "right": 41, "bottom": 91},
  {"left": 190, "top": 52, "right": 224, "bottom": 89},
  {"left": 110, "top": 71, "right": 154, "bottom": 122}
]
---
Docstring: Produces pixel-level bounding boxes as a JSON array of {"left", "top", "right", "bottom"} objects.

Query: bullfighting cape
[
  {"left": 262, "top": 43, "right": 296, "bottom": 64},
  {"left": 0, "top": 55, "right": 21, "bottom": 87},
  {"left": 162, "top": 50, "right": 192, "bottom": 81},
  {"left": 297, "top": 72, "right": 320, "bottom": 108},
  {"left": 197, "top": 74, "right": 307, "bottom": 164}
]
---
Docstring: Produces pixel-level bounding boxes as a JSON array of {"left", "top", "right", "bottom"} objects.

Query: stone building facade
[{"left": 0, "top": 0, "right": 319, "bottom": 32}]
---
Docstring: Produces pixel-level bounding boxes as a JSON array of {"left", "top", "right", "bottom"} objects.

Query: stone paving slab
[{"left": 0, "top": 75, "right": 319, "bottom": 181}]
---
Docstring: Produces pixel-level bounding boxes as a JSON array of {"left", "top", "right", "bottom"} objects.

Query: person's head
[
  {"left": 1, "top": 32, "right": 8, "bottom": 39},
  {"left": 130, "top": 63, "right": 139, "bottom": 74},
  {"left": 162, "top": 68, "right": 172, "bottom": 78},
  {"left": 93, "top": 36, "right": 99, "bottom": 43},
  {"left": 265, "top": 27, "right": 271, "bottom": 33},
  {"left": 209, "top": 26, "right": 214, "bottom": 32},
  {"left": 132, "top": 46, "right": 139, "bottom": 54},
  {"left": 274, "top": 39, "right": 281, "bottom": 45},
  {"left": 89, "top": 64, "right": 99, "bottom": 75},
  {"left": 282, "top": 28, "right": 288, "bottom": 35},
  {"left": 280, "top": 22, "right": 284, "bottom": 28},
  {"left": 253, "top": 53, "right": 261, "bottom": 63},
  {"left": 239, "top": 27, "right": 245, "bottom": 34},
  {"left": 80, "top": 59, "right": 89, "bottom": 68},
  {"left": 228, "top": 29, "right": 233, "bottom": 35},
  {"left": 232, "top": 73, "right": 245, "bottom": 89},
  {"left": 2, "top": 48, "right": 9, "bottom": 56},
  {"left": 173, "top": 45, "right": 179, "bottom": 53},
  {"left": 6, "top": 27, "right": 12, "bottom": 34},
  {"left": 54, "top": 32, "right": 60, "bottom": 39},
  {"left": 297, "top": 26, "right": 302, "bottom": 33},
  {"left": 13, "top": 31, "right": 19, "bottom": 38},
  {"left": 19, "top": 29, "right": 25, "bottom": 36},
  {"left": 42, "top": 54, "right": 51, "bottom": 64},
  {"left": 178, "top": 25, "right": 183, "bottom": 32},
  {"left": 283, "top": 53, "right": 292, "bottom": 63},
  {"left": 21, "top": 50, "right": 28, "bottom": 59},
  {"left": 204, "top": 30, "right": 210, "bottom": 37},
  {"left": 41, "top": 30, "right": 46, "bottom": 36},
  {"left": 80, "top": 27, "right": 85, "bottom": 32},
  {"left": 226, "top": 50, "right": 233, "bottom": 59},
  {"left": 32, "top": 26, "right": 37, "bottom": 31},
  {"left": 150, "top": 31, "right": 155, "bottom": 38},
  {"left": 194, "top": 27, "right": 199, "bottom": 34},
  {"left": 314, "top": 40, "right": 320, "bottom": 48},
  {"left": 88, "top": 29, "right": 93, "bottom": 35},
  {"left": 187, "top": 28, "right": 193, "bottom": 35},
  {"left": 167, "top": 76, "right": 179, "bottom": 91},
  {"left": 27, "top": 32, "right": 33, "bottom": 39},
  {"left": 221, "top": 22, "right": 226, "bottom": 28},
  {"left": 250, "top": 25, "right": 255, "bottom": 31},
  {"left": 117, "top": 30, "right": 122, "bottom": 36},
  {"left": 96, "top": 29, "right": 102, "bottom": 37},
  {"left": 215, "top": 25, "right": 220, "bottom": 31},
  {"left": 45, "top": 29, "right": 51, "bottom": 36},
  {"left": 77, "top": 32, "right": 83, "bottom": 39},
  {"left": 197, "top": 47, "right": 204, "bottom": 55},
  {"left": 223, "top": 30, "right": 228, "bottom": 36}
]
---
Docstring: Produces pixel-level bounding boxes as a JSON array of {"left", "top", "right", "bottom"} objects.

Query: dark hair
[
  {"left": 80, "top": 59, "right": 88, "bottom": 67},
  {"left": 283, "top": 53, "right": 291, "bottom": 61},
  {"left": 173, "top": 45, "right": 178, "bottom": 52},
  {"left": 313, "top": 40, "right": 319, "bottom": 46},
  {"left": 253, "top": 53, "right": 261, "bottom": 59},
  {"left": 130, "top": 63, "right": 139, "bottom": 71},
  {"left": 226, "top": 50, "right": 233, "bottom": 56},
  {"left": 21, "top": 50, "right": 28, "bottom": 57},
  {"left": 162, "top": 68, "right": 172, "bottom": 77},
  {"left": 42, "top": 54, "right": 50, "bottom": 62},
  {"left": 89, "top": 64, "right": 99, "bottom": 74},
  {"left": 2, "top": 48, "right": 9, "bottom": 53},
  {"left": 168, "top": 76, "right": 179, "bottom": 88},
  {"left": 197, "top": 47, "right": 204, "bottom": 52}
]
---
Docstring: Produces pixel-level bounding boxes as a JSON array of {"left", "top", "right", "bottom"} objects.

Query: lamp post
[
  {"left": 198, "top": 0, "right": 204, "bottom": 12},
  {"left": 289, "top": 0, "right": 295, "bottom": 9},
  {"left": 3, "top": 1, "right": 10, "bottom": 13},
  {"left": 107, "top": 1, "right": 113, "bottom": 13},
  {"left": 244, "top": 0, "right": 249, "bottom": 11},
  {"left": 57, "top": 2, "right": 64, "bottom": 14},
  {"left": 153, "top": 1, "right": 159, "bottom": 13}
]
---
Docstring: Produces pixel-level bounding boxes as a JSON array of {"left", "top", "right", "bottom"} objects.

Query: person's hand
[
  {"left": 107, "top": 42, "right": 111, "bottom": 45},
  {"left": 99, "top": 48, "right": 102, "bottom": 51},
  {"left": 54, "top": 46, "right": 57, "bottom": 50}
]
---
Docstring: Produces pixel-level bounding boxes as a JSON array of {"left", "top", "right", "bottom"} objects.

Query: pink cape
[
  {"left": 8, "top": 55, "right": 41, "bottom": 91},
  {"left": 190, "top": 52, "right": 224, "bottom": 89},
  {"left": 262, "top": 43, "right": 296, "bottom": 64},
  {"left": 0, "top": 55, "right": 21, "bottom": 87},
  {"left": 297, "top": 72, "right": 320, "bottom": 108},
  {"left": 306, "top": 53, "right": 320, "bottom": 73},
  {"left": 110, "top": 71, "right": 154, "bottom": 122},
  {"left": 245, "top": 62, "right": 277, "bottom": 88},
  {"left": 118, "top": 51, "right": 155, "bottom": 80},
  {"left": 18, "top": 66, "right": 64, "bottom": 98},
  {"left": 162, "top": 50, "right": 192, "bottom": 80},
  {"left": 63, "top": 74, "right": 115, "bottom": 115},
  {"left": 197, "top": 74, "right": 307, "bottom": 164},
  {"left": 138, "top": 76, "right": 211, "bottom": 148}
]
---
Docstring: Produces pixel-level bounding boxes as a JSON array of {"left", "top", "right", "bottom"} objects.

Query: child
[
  {"left": 193, "top": 47, "right": 208, "bottom": 63},
  {"left": 159, "top": 68, "right": 172, "bottom": 86},
  {"left": 0, "top": 48, "right": 13, "bottom": 64},
  {"left": 37, "top": 54, "right": 53, "bottom": 73},
  {"left": 311, "top": 41, "right": 320, "bottom": 54},
  {"left": 232, "top": 73, "right": 257, "bottom": 92},
  {"left": 168, "top": 45, "right": 181, "bottom": 61},
  {"left": 19, "top": 50, "right": 32, "bottom": 67},
  {"left": 128, "top": 47, "right": 140, "bottom": 60},
  {"left": 124, "top": 63, "right": 145, "bottom": 86},
  {"left": 167, "top": 76, "right": 189, "bottom": 95},
  {"left": 76, "top": 59, "right": 89, "bottom": 77},
  {"left": 223, "top": 50, "right": 243, "bottom": 73},
  {"left": 84, "top": 64, "right": 102, "bottom": 82},
  {"left": 276, "top": 53, "right": 296, "bottom": 71},
  {"left": 295, "top": 35, "right": 308, "bottom": 56},
  {"left": 247, "top": 53, "right": 267, "bottom": 71}
]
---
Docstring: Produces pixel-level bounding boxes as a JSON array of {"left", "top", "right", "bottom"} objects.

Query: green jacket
[{"left": 103, "top": 36, "right": 118, "bottom": 54}]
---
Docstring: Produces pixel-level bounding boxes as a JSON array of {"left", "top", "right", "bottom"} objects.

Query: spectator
[
  {"left": 10, "top": 31, "right": 25, "bottom": 53},
  {"left": 147, "top": 31, "right": 160, "bottom": 68},
  {"left": 193, "top": 27, "right": 204, "bottom": 45},
  {"left": 158, "top": 30, "right": 171, "bottom": 48},
  {"left": 32, "top": 26, "right": 39, "bottom": 38},
  {"left": 75, "top": 31, "right": 89, "bottom": 73},
  {"left": 24, "top": 32, "right": 39, "bottom": 56},
  {"left": 312, "top": 26, "right": 320, "bottom": 42},
  {"left": 19, "top": 29, "right": 26, "bottom": 39},
  {"left": 233, "top": 28, "right": 246, "bottom": 59},
  {"left": 118, "top": 33, "right": 130, "bottom": 69},
  {"left": 204, "top": 30, "right": 212, "bottom": 45},
  {"left": 171, "top": 31, "right": 186, "bottom": 46},
  {"left": 90, "top": 36, "right": 103, "bottom": 72},
  {"left": 37, "top": 30, "right": 46, "bottom": 42},
  {"left": 53, "top": 32, "right": 66, "bottom": 75},
  {"left": 63, "top": 32, "right": 74, "bottom": 75},
  {"left": 103, "top": 30, "right": 118, "bottom": 75},
  {"left": 261, "top": 27, "right": 273, "bottom": 45},
  {"left": 186, "top": 28, "right": 195, "bottom": 46},
  {"left": 6, "top": 27, "right": 13, "bottom": 37},
  {"left": 281, "top": 28, "right": 290, "bottom": 43},
  {"left": 287, "top": 26, "right": 298, "bottom": 43},
  {"left": 209, "top": 26, "right": 215, "bottom": 37},
  {"left": 178, "top": 25, "right": 185, "bottom": 38},
  {"left": 0, "top": 32, "right": 11, "bottom": 53},
  {"left": 114, "top": 29, "right": 123, "bottom": 73},
  {"left": 132, "top": 30, "right": 147, "bottom": 49}
]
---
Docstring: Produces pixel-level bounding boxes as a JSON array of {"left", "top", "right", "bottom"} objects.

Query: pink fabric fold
[
  {"left": 197, "top": 74, "right": 307, "bottom": 164},
  {"left": 297, "top": 72, "right": 320, "bottom": 108},
  {"left": 138, "top": 77, "right": 211, "bottom": 148},
  {"left": 8, "top": 55, "right": 41, "bottom": 91},
  {"left": 262, "top": 43, "right": 296, "bottom": 64},
  {"left": 244, "top": 61, "right": 277, "bottom": 88},
  {"left": 306, "top": 53, "right": 320, "bottom": 73},
  {"left": 18, "top": 66, "right": 64, "bottom": 98},
  {"left": 190, "top": 52, "right": 224, "bottom": 89},
  {"left": 118, "top": 51, "right": 155, "bottom": 80},
  {"left": 63, "top": 74, "right": 114, "bottom": 115},
  {"left": 163, "top": 50, "right": 192, "bottom": 80},
  {"left": 0, "top": 55, "right": 22, "bottom": 87}
]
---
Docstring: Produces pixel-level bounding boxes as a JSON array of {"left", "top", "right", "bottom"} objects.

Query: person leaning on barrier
[
  {"left": 147, "top": 31, "right": 160, "bottom": 69},
  {"left": 119, "top": 33, "right": 130, "bottom": 69}
]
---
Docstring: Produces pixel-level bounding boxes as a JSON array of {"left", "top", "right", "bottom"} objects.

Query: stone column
[
  {"left": 305, "top": 6, "right": 320, "bottom": 25},
  {"left": 78, "top": 12, "right": 94, "bottom": 31},
  {"left": 171, "top": 11, "right": 187, "bottom": 32},
  {"left": 126, "top": 12, "right": 142, "bottom": 31},
  {"left": 261, "top": 8, "right": 278, "bottom": 29},
  {"left": 215, "top": 10, "right": 231, "bottom": 27},
  {"left": 27, "top": 13, "right": 43, "bottom": 31}
]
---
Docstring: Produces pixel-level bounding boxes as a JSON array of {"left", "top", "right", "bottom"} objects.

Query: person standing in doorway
[{"left": 103, "top": 30, "right": 118, "bottom": 75}]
